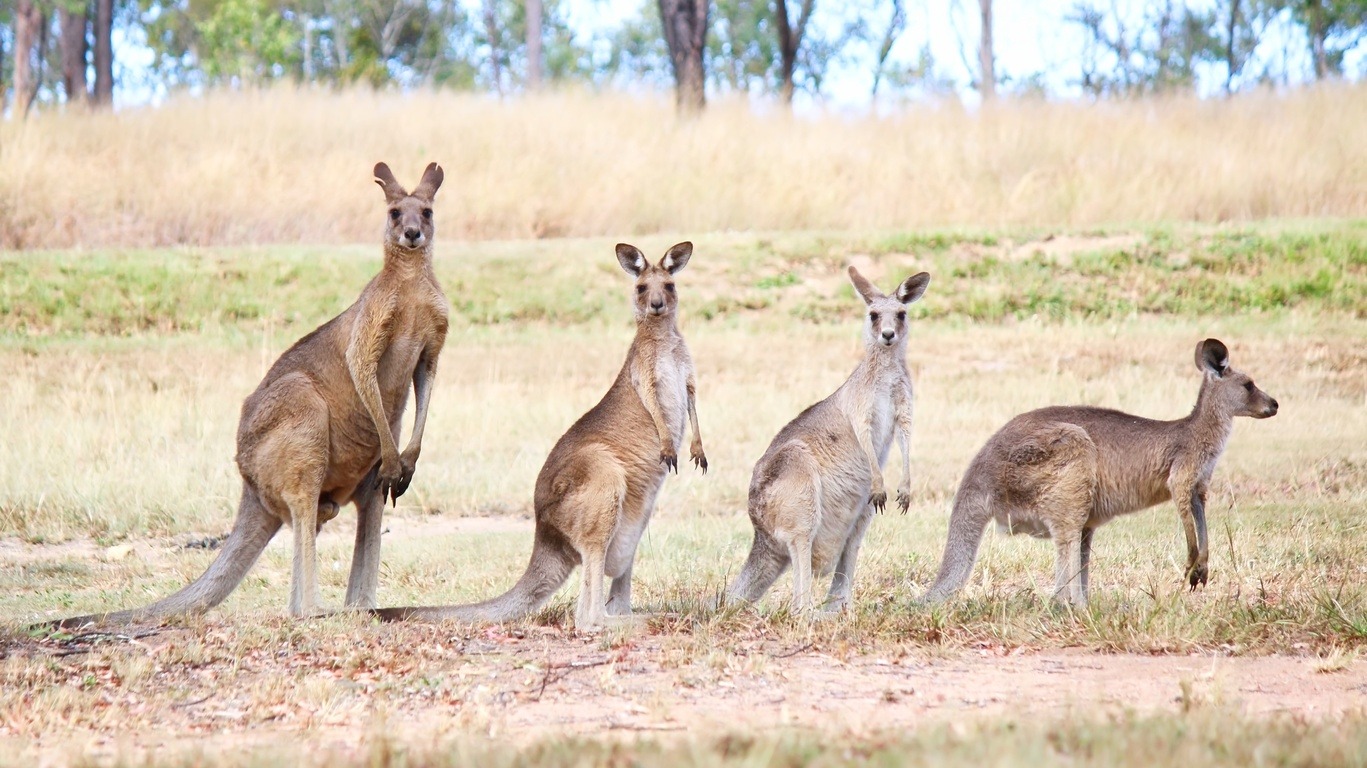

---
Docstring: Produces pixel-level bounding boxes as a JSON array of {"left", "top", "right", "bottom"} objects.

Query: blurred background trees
[{"left": 1, "top": 0, "right": 1364, "bottom": 115}]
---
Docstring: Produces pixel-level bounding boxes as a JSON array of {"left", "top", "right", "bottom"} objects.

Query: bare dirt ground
[
  {"left": 5, "top": 517, "right": 1366, "bottom": 763},
  {"left": 4, "top": 613, "right": 1365, "bottom": 757}
]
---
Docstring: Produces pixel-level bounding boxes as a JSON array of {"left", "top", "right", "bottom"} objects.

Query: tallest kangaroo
[{"left": 53, "top": 162, "right": 448, "bottom": 627}]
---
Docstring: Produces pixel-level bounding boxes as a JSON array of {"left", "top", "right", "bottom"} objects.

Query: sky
[
  {"left": 111, "top": 0, "right": 1365, "bottom": 109},
  {"left": 557, "top": 0, "right": 1363, "bottom": 105}
]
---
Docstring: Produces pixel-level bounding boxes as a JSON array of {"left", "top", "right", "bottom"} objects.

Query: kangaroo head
[
  {"left": 848, "top": 266, "right": 930, "bottom": 348},
  {"left": 1195, "top": 338, "right": 1278, "bottom": 419},
  {"left": 617, "top": 242, "right": 691, "bottom": 321},
  {"left": 374, "top": 162, "right": 443, "bottom": 251}
]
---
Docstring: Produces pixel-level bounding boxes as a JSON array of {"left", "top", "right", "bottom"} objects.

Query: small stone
[{"left": 104, "top": 544, "right": 133, "bottom": 561}]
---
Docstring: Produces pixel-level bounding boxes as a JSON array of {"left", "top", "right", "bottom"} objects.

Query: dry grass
[
  {"left": 4, "top": 315, "right": 1364, "bottom": 654},
  {"left": 1, "top": 229, "right": 1365, "bottom": 765},
  {"left": 2, "top": 230, "right": 1364, "bottom": 655},
  {"left": 2, "top": 699, "right": 1365, "bottom": 767},
  {"left": 3, "top": 86, "right": 1366, "bottom": 248}
]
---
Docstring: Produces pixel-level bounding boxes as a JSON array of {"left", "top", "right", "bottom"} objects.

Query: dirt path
[
  {"left": 407, "top": 638, "right": 1367, "bottom": 737},
  {"left": 479, "top": 646, "right": 1367, "bottom": 735},
  {"left": 4, "top": 625, "right": 1364, "bottom": 754},
  {"left": 4, "top": 516, "right": 1365, "bottom": 760}
]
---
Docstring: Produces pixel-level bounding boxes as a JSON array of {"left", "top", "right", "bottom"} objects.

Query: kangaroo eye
[
  {"left": 388, "top": 209, "right": 400, "bottom": 221},
  {"left": 1244, "top": 381, "right": 1256, "bottom": 392},
  {"left": 665, "top": 283, "right": 675, "bottom": 293},
  {"left": 636, "top": 285, "right": 647, "bottom": 295},
  {"left": 422, "top": 208, "right": 433, "bottom": 220},
  {"left": 897, "top": 311, "right": 907, "bottom": 321},
  {"left": 869, "top": 312, "right": 879, "bottom": 322}
]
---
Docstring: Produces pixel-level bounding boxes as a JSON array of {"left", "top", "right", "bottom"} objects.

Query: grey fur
[
  {"left": 922, "top": 338, "right": 1278, "bottom": 606},
  {"left": 727, "top": 267, "right": 931, "bottom": 613}
]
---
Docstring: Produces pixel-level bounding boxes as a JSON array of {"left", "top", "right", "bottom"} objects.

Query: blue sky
[
  {"left": 111, "top": 0, "right": 1364, "bottom": 108},
  {"left": 558, "top": 0, "right": 1363, "bottom": 104}
]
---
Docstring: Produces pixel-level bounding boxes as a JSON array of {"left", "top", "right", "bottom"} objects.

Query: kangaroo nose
[
  {"left": 404, "top": 228, "right": 421, "bottom": 241},
  {"left": 650, "top": 299, "right": 665, "bottom": 311},
  {"left": 1268, "top": 399, "right": 1279, "bottom": 414},
  {"left": 881, "top": 329, "right": 895, "bottom": 341}
]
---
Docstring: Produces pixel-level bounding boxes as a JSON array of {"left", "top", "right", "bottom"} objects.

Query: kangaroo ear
[
  {"left": 661, "top": 242, "right": 693, "bottom": 274},
  {"left": 413, "top": 162, "right": 444, "bottom": 200},
  {"left": 1196, "top": 338, "right": 1230, "bottom": 378},
  {"left": 373, "top": 162, "right": 407, "bottom": 202},
  {"left": 896, "top": 272, "right": 931, "bottom": 304},
  {"left": 847, "top": 266, "right": 882, "bottom": 305},
  {"left": 616, "top": 243, "right": 647, "bottom": 276}
]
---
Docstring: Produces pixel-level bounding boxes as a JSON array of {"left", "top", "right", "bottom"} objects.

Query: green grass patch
[{"left": 2, "top": 224, "right": 1363, "bottom": 339}]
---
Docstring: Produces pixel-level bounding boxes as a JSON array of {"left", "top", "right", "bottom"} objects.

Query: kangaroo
[
  {"left": 377, "top": 242, "right": 707, "bottom": 631},
  {"left": 726, "top": 266, "right": 931, "bottom": 614},
  {"left": 922, "top": 339, "right": 1278, "bottom": 606},
  {"left": 51, "top": 162, "right": 449, "bottom": 627}
]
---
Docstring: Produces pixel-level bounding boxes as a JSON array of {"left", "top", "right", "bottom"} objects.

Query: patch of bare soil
[{"left": 3, "top": 622, "right": 1364, "bottom": 761}]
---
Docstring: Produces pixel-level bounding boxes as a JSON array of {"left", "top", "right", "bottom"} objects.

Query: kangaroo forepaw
[
  {"left": 870, "top": 490, "right": 887, "bottom": 513},
  {"left": 896, "top": 489, "right": 911, "bottom": 514},
  {"left": 661, "top": 452, "right": 678, "bottom": 473},
  {"left": 1187, "top": 563, "right": 1208, "bottom": 590},
  {"left": 379, "top": 458, "right": 417, "bottom": 507},
  {"left": 691, "top": 450, "right": 708, "bottom": 474}
]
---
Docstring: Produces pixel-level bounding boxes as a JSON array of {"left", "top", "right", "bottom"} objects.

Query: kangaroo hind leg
[
  {"left": 726, "top": 527, "right": 789, "bottom": 606},
  {"left": 762, "top": 448, "right": 823, "bottom": 616},
  {"left": 1023, "top": 423, "right": 1097, "bottom": 607},
  {"left": 604, "top": 487, "right": 657, "bottom": 617},
  {"left": 345, "top": 465, "right": 385, "bottom": 609},
  {"left": 244, "top": 379, "right": 331, "bottom": 618},
  {"left": 824, "top": 503, "right": 873, "bottom": 613},
  {"left": 554, "top": 454, "right": 626, "bottom": 631}
]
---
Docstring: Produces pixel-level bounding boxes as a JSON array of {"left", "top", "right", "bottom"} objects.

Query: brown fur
[
  {"left": 727, "top": 267, "right": 931, "bottom": 613},
  {"left": 923, "top": 339, "right": 1278, "bottom": 606},
  {"left": 377, "top": 242, "right": 706, "bottom": 631},
  {"left": 51, "top": 163, "right": 449, "bottom": 627}
]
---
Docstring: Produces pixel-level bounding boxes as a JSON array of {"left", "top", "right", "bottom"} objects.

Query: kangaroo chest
[
  {"left": 652, "top": 351, "right": 690, "bottom": 452},
  {"left": 378, "top": 295, "right": 447, "bottom": 408},
  {"left": 843, "top": 382, "right": 899, "bottom": 466}
]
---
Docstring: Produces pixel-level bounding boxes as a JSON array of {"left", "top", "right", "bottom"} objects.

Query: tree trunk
[
  {"left": 93, "top": 0, "right": 114, "bottom": 106},
  {"left": 978, "top": 0, "right": 995, "bottom": 102},
  {"left": 0, "top": 19, "right": 6, "bottom": 118},
  {"left": 14, "top": 0, "right": 43, "bottom": 117},
  {"left": 526, "top": 0, "right": 543, "bottom": 89},
  {"left": 1306, "top": 0, "right": 1329, "bottom": 79},
  {"left": 483, "top": 0, "right": 503, "bottom": 95},
  {"left": 871, "top": 0, "right": 905, "bottom": 98},
  {"left": 1224, "top": 0, "right": 1240, "bottom": 93},
  {"left": 61, "top": 3, "right": 91, "bottom": 105},
  {"left": 658, "top": 0, "right": 708, "bottom": 114},
  {"left": 775, "top": 0, "right": 815, "bottom": 106}
]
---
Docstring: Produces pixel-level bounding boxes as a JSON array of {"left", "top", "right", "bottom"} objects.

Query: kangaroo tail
[
  {"left": 375, "top": 526, "right": 577, "bottom": 623},
  {"left": 49, "top": 487, "right": 281, "bottom": 629},
  {"left": 921, "top": 478, "right": 993, "bottom": 604}
]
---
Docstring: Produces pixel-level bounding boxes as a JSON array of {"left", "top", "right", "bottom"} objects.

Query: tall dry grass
[{"left": 2, "top": 86, "right": 1364, "bottom": 248}]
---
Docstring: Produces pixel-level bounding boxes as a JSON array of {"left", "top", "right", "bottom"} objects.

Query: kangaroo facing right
[{"left": 923, "top": 339, "right": 1277, "bottom": 606}]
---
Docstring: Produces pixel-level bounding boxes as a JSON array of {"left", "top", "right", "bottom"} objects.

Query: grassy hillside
[
  {"left": 2, "top": 226, "right": 1365, "bottom": 766},
  {"left": 1, "top": 225, "right": 1362, "bottom": 339},
  {"left": 2, "top": 87, "right": 1365, "bottom": 249}
]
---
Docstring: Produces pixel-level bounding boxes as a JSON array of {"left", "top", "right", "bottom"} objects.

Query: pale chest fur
[
  {"left": 375, "top": 280, "right": 448, "bottom": 412},
  {"left": 632, "top": 336, "right": 692, "bottom": 452},
  {"left": 836, "top": 365, "right": 908, "bottom": 466}
]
